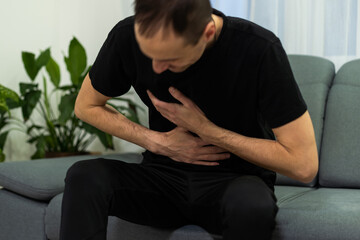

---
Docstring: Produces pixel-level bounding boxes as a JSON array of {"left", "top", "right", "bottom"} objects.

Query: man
[{"left": 60, "top": 0, "right": 318, "bottom": 239}]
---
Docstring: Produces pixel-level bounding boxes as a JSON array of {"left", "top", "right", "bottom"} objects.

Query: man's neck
[
  {"left": 207, "top": 14, "right": 224, "bottom": 48},
  {"left": 206, "top": 14, "right": 224, "bottom": 49}
]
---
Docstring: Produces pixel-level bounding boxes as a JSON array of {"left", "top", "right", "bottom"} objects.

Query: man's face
[{"left": 135, "top": 23, "right": 207, "bottom": 74}]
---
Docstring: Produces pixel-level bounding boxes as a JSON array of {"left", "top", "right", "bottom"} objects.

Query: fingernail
[{"left": 169, "top": 87, "right": 175, "bottom": 92}]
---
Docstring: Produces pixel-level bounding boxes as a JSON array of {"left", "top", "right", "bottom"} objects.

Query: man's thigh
[{"left": 104, "top": 160, "right": 190, "bottom": 228}]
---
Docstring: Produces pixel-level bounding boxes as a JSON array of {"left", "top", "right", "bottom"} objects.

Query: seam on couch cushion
[{"left": 277, "top": 188, "right": 316, "bottom": 206}]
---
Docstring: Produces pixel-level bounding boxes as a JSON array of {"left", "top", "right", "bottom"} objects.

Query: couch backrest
[
  {"left": 275, "top": 55, "right": 335, "bottom": 187},
  {"left": 319, "top": 59, "right": 360, "bottom": 188}
]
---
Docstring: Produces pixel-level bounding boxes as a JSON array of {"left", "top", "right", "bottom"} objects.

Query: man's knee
[
  {"left": 220, "top": 175, "right": 278, "bottom": 226},
  {"left": 65, "top": 158, "right": 113, "bottom": 194}
]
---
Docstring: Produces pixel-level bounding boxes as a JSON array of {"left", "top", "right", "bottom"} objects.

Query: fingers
[
  {"left": 172, "top": 158, "right": 221, "bottom": 166},
  {"left": 191, "top": 144, "right": 231, "bottom": 162},
  {"left": 147, "top": 90, "right": 167, "bottom": 110},
  {"left": 175, "top": 152, "right": 230, "bottom": 166},
  {"left": 197, "top": 145, "right": 230, "bottom": 155},
  {"left": 168, "top": 87, "right": 189, "bottom": 106},
  {"left": 147, "top": 90, "right": 176, "bottom": 121},
  {"left": 146, "top": 89, "right": 156, "bottom": 101},
  {"left": 147, "top": 88, "right": 205, "bottom": 125},
  {"left": 194, "top": 137, "right": 228, "bottom": 154},
  {"left": 147, "top": 89, "right": 183, "bottom": 111},
  {"left": 198, "top": 152, "right": 231, "bottom": 161},
  {"left": 148, "top": 88, "right": 195, "bottom": 109},
  {"left": 169, "top": 87, "right": 205, "bottom": 115},
  {"left": 190, "top": 161, "right": 220, "bottom": 166}
]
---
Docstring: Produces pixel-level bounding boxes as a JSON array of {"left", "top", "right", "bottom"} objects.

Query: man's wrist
[
  {"left": 144, "top": 129, "right": 166, "bottom": 154},
  {"left": 197, "top": 120, "right": 220, "bottom": 143}
]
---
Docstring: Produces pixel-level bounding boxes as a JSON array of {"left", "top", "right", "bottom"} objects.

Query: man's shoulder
[
  {"left": 226, "top": 16, "right": 279, "bottom": 44},
  {"left": 110, "top": 16, "right": 135, "bottom": 35},
  {"left": 103, "top": 16, "right": 136, "bottom": 50}
]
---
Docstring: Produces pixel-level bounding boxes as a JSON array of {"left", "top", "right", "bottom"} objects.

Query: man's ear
[{"left": 202, "top": 20, "right": 216, "bottom": 43}]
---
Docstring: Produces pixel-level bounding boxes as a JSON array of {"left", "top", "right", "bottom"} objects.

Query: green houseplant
[
  {"left": 20, "top": 37, "right": 143, "bottom": 159},
  {"left": 0, "top": 84, "right": 21, "bottom": 162}
]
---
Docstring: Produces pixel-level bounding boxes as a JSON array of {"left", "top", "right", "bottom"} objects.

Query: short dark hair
[{"left": 134, "top": 0, "right": 213, "bottom": 45}]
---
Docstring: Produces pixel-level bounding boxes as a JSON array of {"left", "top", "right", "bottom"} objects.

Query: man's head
[{"left": 134, "top": 0, "right": 216, "bottom": 74}]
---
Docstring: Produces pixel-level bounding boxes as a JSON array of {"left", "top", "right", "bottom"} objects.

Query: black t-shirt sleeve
[
  {"left": 258, "top": 40, "right": 307, "bottom": 129},
  {"left": 89, "top": 27, "right": 132, "bottom": 97}
]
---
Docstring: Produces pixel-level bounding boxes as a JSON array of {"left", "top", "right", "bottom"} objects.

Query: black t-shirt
[{"left": 89, "top": 9, "right": 307, "bottom": 188}]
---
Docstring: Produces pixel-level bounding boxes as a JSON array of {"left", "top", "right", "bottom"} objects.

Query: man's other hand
[
  {"left": 153, "top": 127, "right": 230, "bottom": 166},
  {"left": 147, "top": 87, "right": 210, "bottom": 134}
]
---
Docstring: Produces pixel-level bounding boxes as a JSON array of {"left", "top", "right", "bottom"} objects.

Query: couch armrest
[{"left": 0, "top": 153, "right": 143, "bottom": 201}]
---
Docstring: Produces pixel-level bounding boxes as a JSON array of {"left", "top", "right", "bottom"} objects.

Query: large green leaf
[
  {"left": 46, "top": 57, "right": 61, "bottom": 88},
  {"left": 58, "top": 93, "right": 77, "bottom": 124},
  {"left": 22, "top": 52, "right": 38, "bottom": 81},
  {"left": 0, "top": 115, "right": 8, "bottom": 129},
  {"left": 42, "top": 76, "right": 50, "bottom": 119},
  {"left": 19, "top": 82, "right": 38, "bottom": 95},
  {"left": 0, "top": 84, "right": 20, "bottom": 114},
  {"left": 26, "top": 124, "right": 43, "bottom": 135},
  {"left": 0, "top": 131, "right": 9, "bottom": 149},
  {"left": 31, "top": 135, "right": 46, "bottom": 159},
  {"left": 0, "top": 148, "right": 5, "bottom": 162},
  {"left": 0, "top": 98, "right": 8, "bottom": 114},
  {"left": 5, "top": 98, "right": 21, "bottom": 110},
  {"left": 28, "top": 136, "right": 40, "bottom": 144},
  {"left": 44, "top": 119, "right": 59, "bottom": 150},
  {"left": 21, "top": 90, "right": 41, "bottom": 121},
  {"left": 43, "top": 134, "right": 57, "bottom": 152},
  {"left": 56, "top": 85, "right": 75, "bottom": 92},
  {"left": 64, "top": 37, "right": 87, "bottom": 86},
  {"left": 22, "top": 49, "right": 50, "bottom": 82},
  {"left": 0, "top": 84, "right": 20, "bottom": 102},
  {"left": 36, "top": 48, "right": 51, "bottom": 69}
]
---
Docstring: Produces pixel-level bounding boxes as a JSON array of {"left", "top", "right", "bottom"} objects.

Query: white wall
[{"left": 0, "top": 0, "right": 147, "bottom": 161}]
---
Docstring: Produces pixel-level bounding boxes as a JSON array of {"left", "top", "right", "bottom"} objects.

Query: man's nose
[{"left": 152, "top": 60, "right": 169, "bottom": 74}]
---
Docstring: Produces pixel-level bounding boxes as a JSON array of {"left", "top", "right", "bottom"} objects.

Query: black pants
[{"left": 59, "top": 158, "right": 278, "bottom": 240}]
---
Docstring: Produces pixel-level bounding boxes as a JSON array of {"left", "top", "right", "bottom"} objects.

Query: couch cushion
[
  {"left": 272, "top": 188, "right": 360, "bottom": 240},
  {"left": 276, "top": 55, "right": 335, "bottom": 187},
  {"left": 0, "top": 189, "right": 48, "bottom": 240},
  {"left": 169, "top": 225, "right": 214, "bottom": 240},
  {"left": 320, "top": 59, "right": 360, "bottom": 188},
  {"left": 0, "top": 153, "right": 142, "bottom": 201}
]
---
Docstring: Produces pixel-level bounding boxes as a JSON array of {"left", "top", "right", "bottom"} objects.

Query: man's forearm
[
  {"left": 198, "top": 123, "right": 316, "bottom": 183},
  {"left": 76, "top": 103, "right": 160, "bottom": 153}
]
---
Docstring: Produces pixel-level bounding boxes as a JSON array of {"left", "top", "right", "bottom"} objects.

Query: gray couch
[{"left": 1, "top": 55, "right": 360, "bottom": 240}]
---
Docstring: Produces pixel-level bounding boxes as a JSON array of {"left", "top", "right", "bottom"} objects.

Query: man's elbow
[
  {"left": 74, "top": 98, "right": 85, "bottom": 121},
  {"left": 297, "top": 167, "right": 318, "bottom": 184},
  {"left": 295, "top": 156, "right": 319, "bottom": 184}
]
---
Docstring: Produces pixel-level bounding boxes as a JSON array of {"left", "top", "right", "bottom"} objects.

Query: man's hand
[
  {"left": 153, "top": 127, "right": 230, "bottom": 166},
  {"left": 147, "top": 88, "right": 230, "bottom": 165},
  {"left": 147, "top": 87, "right": 211, "bottom": 134}
]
